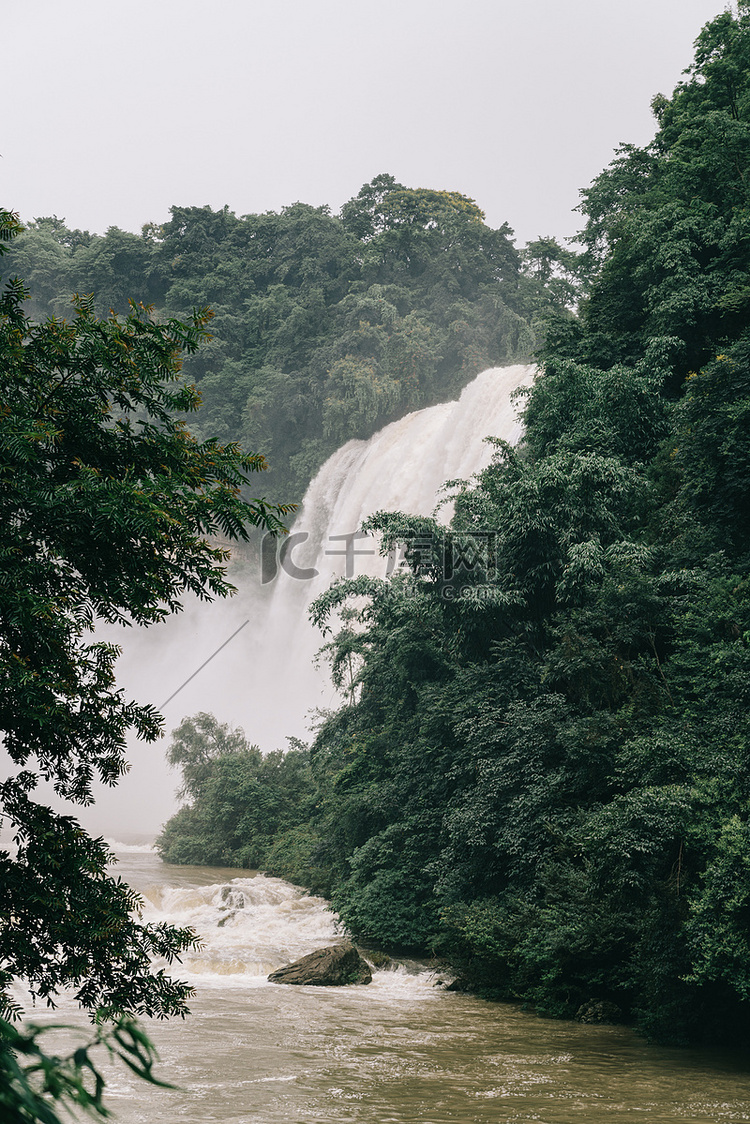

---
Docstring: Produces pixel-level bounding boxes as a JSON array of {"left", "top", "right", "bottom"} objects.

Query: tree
[
  {"left": 0, "top": 1013, "right": 171, "bottom": 1124},
  {"left": 3, "top": 181, "right": 556, "bottom": 509},
  {"left": 569, "top": 3, "right": 750, "bottom": 382},
  {"left": 0, "top": 207, "right": 293, "bottom": 1024},
  {"left": 164, "top": 711, "right": 251, "bottom": 802},
  {"left": 156, "top": 712, "right": 316, "bottom": 869}
]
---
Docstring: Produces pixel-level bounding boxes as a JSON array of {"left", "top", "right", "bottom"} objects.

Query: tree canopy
[
  {"left": 3, "top": 182, "right": 568, "bottom": 506},
  {"left": 0, "top": 207, "right": 292, "bottom": 1022},
  {"left": 156, "top": 713, "right": 316, "bottom": 870}
]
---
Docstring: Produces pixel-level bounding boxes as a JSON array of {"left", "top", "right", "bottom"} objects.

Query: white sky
[
  {"left": 2, "top": 0, "right": 730, "bottom": 836},
  {"left": 3, "top": 0, "right": 728, "bottom": 247}
]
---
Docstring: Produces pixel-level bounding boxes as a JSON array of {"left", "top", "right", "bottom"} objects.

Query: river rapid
[{"left": 20, "top": 843, "right": 750, "bottom": 1124}]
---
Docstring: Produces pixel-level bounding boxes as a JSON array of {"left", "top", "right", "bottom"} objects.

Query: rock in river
[{"left": 268, "top": 941, "right": 372, "bottom": 986}]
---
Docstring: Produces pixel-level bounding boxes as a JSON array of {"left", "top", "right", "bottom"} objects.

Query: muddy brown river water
[{"left": 23, "top": 846, "right": 750, "bottom": 1123}]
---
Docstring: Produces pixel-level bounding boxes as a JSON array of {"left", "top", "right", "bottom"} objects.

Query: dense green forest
[
  {"left": 10, "top": 5, "right": 750, "bottom": 1050},
  {"left": 4, "top": 178, "right": 572, "bottom": 506},
  {"left": 156, "top": 6, "right": 750, "bottom": 1047}
]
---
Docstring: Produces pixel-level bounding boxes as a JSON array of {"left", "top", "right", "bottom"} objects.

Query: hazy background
[
  {"left": 2, "top": 0, "right": 728, "bottom": 835},
  {"left": 5, "top": 0, "right": 726, "bottom": 245}
]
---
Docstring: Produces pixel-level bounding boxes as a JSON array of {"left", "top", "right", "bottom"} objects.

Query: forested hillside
[
  {"left": 157, "top": 7, "right": 750, "bottom": 1046},
  {"left": 4, "top": 178, "right": 570, "bottom": 505}
]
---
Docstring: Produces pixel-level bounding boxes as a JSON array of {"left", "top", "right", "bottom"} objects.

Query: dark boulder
[
  {"left": 268, "top": 941, "right": 372, "bottom": 986},
  {"left": 575, "top": 999, "right": 622, "bottom": 1025}
]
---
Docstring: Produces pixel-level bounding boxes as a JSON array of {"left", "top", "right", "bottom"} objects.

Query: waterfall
[
  {"left": 80, "top": 364, "right": 535, "bottom": 832},
  {"left": 257, "top": 362, "right": 535, "bottom": 736},
  {"left": 277, "top": 363, "right": 534, "bottom": 590}
]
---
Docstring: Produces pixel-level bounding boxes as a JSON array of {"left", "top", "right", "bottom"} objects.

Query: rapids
[{"left": 24, "top": 846, "right": 750, "bottom": 1124}]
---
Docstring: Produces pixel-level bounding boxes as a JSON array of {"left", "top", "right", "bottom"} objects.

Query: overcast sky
[
  {"left": 3, "top": 0, "right": 731, "bottom": 836},
  {"left": 4, "top": 0, "right": 727, "bottom": 248}
]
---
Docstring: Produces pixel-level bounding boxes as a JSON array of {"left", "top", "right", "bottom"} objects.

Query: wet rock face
[{"left": 268, "top": 942, "right": 372, "bottom": 986}]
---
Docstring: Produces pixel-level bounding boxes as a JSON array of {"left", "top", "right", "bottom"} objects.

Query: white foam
[
  {"left": 140, "top": 873, "right": 343, "bottom": 984},
  {"left": 103, "top": 837, "right": 156, "bottom": 853}
]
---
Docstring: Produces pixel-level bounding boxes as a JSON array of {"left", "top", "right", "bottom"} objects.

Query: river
[{"left": 21, "top": 843, "right": 750, "bottom": 1124}]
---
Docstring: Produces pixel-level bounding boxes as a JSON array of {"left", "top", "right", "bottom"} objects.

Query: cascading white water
[
  {"left": 142, "top": 874, "right": 343, "bottom": 981},
  {"left": 276, "top": 363, "right": 534, "bottom": 592},
  {"left": 256, "top": 363, "right": 535, "bottom": 737}
]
